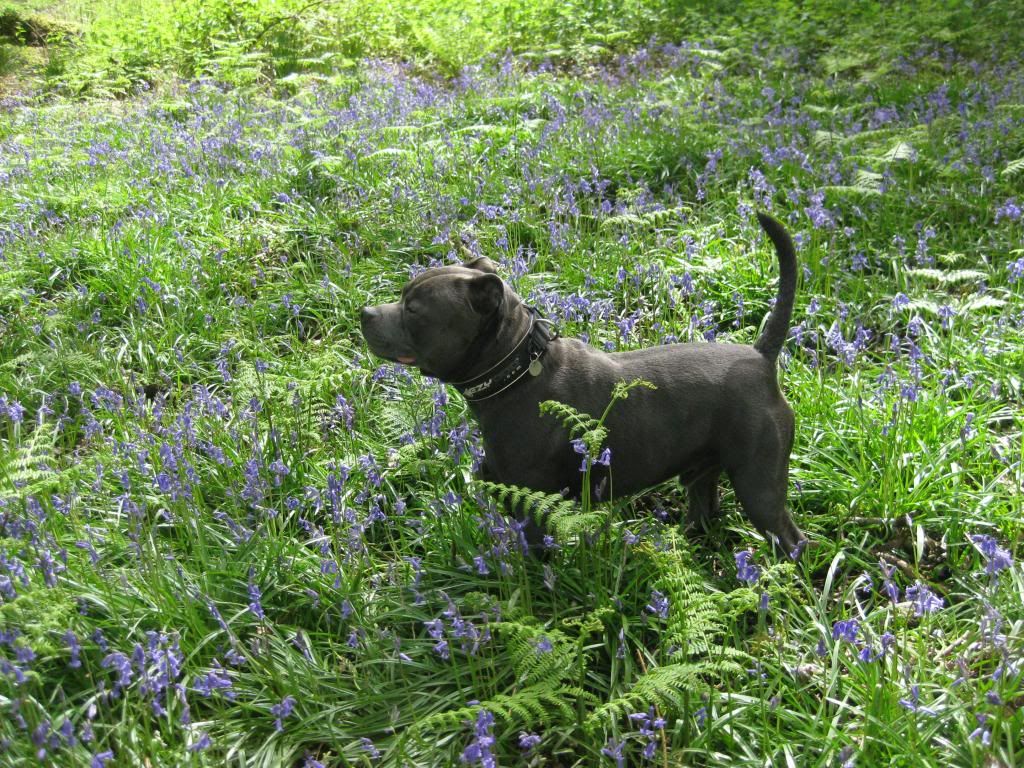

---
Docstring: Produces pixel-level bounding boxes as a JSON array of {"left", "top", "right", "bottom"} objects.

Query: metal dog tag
[{"left": 528, "top": 359, "right": 543, "bottom": 376}]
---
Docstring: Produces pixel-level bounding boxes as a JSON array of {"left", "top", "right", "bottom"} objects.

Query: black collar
[{"left": 452, "top": 307, "right": 557, "bottom": 403}]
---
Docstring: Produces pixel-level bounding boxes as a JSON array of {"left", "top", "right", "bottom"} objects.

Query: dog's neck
[{"left": 449, "top": 304, "right": 556, "bottom": 402}]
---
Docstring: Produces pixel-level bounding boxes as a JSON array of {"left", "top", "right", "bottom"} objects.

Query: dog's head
[{"left": 360, "top": 257, "right": 514, "bottom": 381}]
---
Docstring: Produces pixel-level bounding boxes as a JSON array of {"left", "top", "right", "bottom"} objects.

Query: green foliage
[
  {"left": 11, "top": 0, "right": 1019, "bottom": 94},
  {"left": 1, "top": 3, "right": 1023, "bottom": 766},
  {"left": 476, "top": 480, "right": 605, "bottom": 539}
]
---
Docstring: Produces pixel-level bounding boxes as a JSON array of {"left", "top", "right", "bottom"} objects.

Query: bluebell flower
[
  {"left": 64, "top": 630, "right": 82, "bottom": 669},
  {"left": 602, "top": 737, "right": 626, "bottom": 767},
  {"left": 247, "top": 568, "right": 265, "bottom": 620},
  {"left": 970, "top": 534, "right": 1012, "bottom": 576},
  {"left": 904, "top": 582, "right": 944, "bottom": 616},
  {"left": 735, "top": 550, "right": 760, "bottom": 585},
  {"left": 831, "top": 619, "right": 859, "bottom": 644},
  {"left": 460, "top": 709, "right": 496, "bottom": 767},
  {"left": 969, "top": 713, "right": 991, "bottom": 745},
  {"left": 360, "top": 737, "right": 381, "bottom": 758},
  {"left": 519, "top": 732, "right": 541, "bottom": 751},
  {"left": 898, "top": 684, "right": 937, "bottom": 715},
  {"left": 646, "top": 590, "right": 669, "bottom": 619},
  {"left": 270, "top": 695, "right": 296, "bottom": 732}
]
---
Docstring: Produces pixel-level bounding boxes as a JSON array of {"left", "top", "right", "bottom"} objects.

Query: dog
[{"left": 361, "top": 212, "right": 807, "bottom": 556}]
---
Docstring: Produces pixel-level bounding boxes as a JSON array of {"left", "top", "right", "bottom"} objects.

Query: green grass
[{"left": 1, "top": 1, "right": 1023, "bottom": 766}]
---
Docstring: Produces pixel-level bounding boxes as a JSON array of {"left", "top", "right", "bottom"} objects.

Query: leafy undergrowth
[{"left": 1, "top": 5, "right": 1023, "bottom": 767}]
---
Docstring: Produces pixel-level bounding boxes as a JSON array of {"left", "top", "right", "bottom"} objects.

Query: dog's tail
[{"left": 753, "top": 211, "right": 797, "bottom": 363}]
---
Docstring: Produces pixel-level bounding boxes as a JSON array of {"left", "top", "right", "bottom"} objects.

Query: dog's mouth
[{"left": 396, "top": 356, "right": 417, "bottom": 365}]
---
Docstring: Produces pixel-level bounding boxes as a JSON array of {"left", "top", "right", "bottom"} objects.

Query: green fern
[
  {"left": 412, "top": 682, "right": 588, "bottom": 736},
  {"left": 491, "top": 621, "right": 576, "bottom": 687},
  {"left": 582, "top": 536, "right": 748, "bottom": 732},
  {"left": 1001, "top": 156, "right": 1024, "bottom": 177},
  {"left": 600, "top": 205, "right": 692, "bottom": 230},
  {"left": 0, "top": 421, "right": 63, "bottom": 496},
  {"left": 643, "top": 534, "right": 748, "bottom": 663},
  {"left": 585, "top": 662, "right": 706, "bottom": 731},
  {"left": 538, "top": 400, "right": 604, "bottom": 445},
  {"left": 476, "top": 480, "right": 605, "bottom": 540}
]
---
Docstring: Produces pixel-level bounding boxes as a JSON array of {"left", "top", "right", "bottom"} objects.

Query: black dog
[{"left": 361, "top": 212, "right": 806, "bottom": 556}]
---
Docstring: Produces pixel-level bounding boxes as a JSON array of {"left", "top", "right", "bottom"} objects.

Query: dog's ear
[
  {"left": 467, "top": 273, "right": 504, "bottom": 315},
  {"left": 462, "top": 257, "right": 497, "bottom": 274}
]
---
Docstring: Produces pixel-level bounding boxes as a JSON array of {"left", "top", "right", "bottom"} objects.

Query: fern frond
[
  {"left": 491, "top": 622, "right": 575, "bottom": 687},
  {"left": 1001, "top": 157, "right": 1024, "bottom": 177},
  {"left": 547, "top": 505, "right": 605, "bottom": 540},
  {"left": 413, "top": 682, "right": 581, "bottom": 736},
  {"left": 476, "top": 480, "right": 571, "bottom": 518},
  {"left": 906, "top": 268, "right": 985, "bottom": 285},
  {"left": 0, "top": 421, "right": 61, "bottom": 496},
  {"left": 585, "top": 662, "right": 705, "bottom": 731},
  {"left": 475, "top": 481, "right": 605, "bottom": 540},
  {"left": 538, "top": 400, "right": 601, "bottom": 440}
]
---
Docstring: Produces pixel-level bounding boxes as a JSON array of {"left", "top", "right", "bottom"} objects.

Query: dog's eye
[{"left": 405, "top": 302, "right": 419, "bottom": 315}]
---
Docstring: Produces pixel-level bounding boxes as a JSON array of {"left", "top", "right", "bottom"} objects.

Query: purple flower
[
  {"left": 518, "top": 732, "right": 541, "bottom": 751},
  {"left": 3, "top": 398, "right": 25, "bottom": 423},
  {"left": 571, "top": 438, "right": 603, "bottom": 472},
  {"left": 735, "top": 550, "right": 760, "bottom": 585},
  {"left": 995, "top": 197, "right": 1021, "bottom": 223},
  {"left": 831, "top": 619, "right": 859, "bottom": 644},
  {"left": 879, "top": 561, "right": 900, "bottom": 602},
  {"left": 879, "top": 632, "right": 896, "bottom": 657},
  {"left": 971, "top": 534, "right": 1012, "bottom": 576},
  {"left": 534, "top": 635, "right": 553, "bottom": 654},
  {"left": 247, "top": 568, "right": 265, "bottom": 620},
  {"left": 64, "top": 630, "right": 82, "bottom": 669},
  {"left": 360, "top": 737, "right": 381, "bottom": 759},
  {"left": 270, "top": 695, "right": 296, "bottom": 732},
  {"left": 969, "top": 713, "right": 991, "bottom": 745},
  {"left": 898, "top": 684, "right": 936, "bottom": 715},
  {"left": 188, "top": 733, "right": 212, "bottom": 752},
  {"left": 101, "top": 651, "right": 133, "bottom": 692},
  {"left": 193, "top": 661, "right": 235, "bottom": 699},
  {"left": 1009, "top": 257, "right": 1024, "bottom": 283},
  {"left": 91, "top": 750, "right": 115, "bottom": 768},
  {"left": 788, "top": 539, "right": 807, "bottom": 560},
  {"left": 629, "top": 705, "right": 666, "bottom": 760},
  {"left": 646, "top": 589, "right": 669, "bottom": 619},
  {"left": 602, "top": 737, "right": 626, "bottom": 767},
  {"left": 461, "top": 709, "right": 496, "bottom": 768},
  {"left": 904, "top": 582, "right": 944, "bottom": 616},
  {"left": 938, "top": 303, "right": 956, "bottom": 329}
]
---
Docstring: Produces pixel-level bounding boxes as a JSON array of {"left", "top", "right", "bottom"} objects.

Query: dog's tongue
[{"left": 397, "top": 356, "right": 416, "bottom": 365}]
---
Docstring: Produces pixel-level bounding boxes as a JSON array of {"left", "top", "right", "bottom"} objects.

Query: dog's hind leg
[
  {"left": 684, "top": 471, "right": 722, "bottom": 529},
  {"left": 726, "top": 463, "right": 805, "bottom": 557}
]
